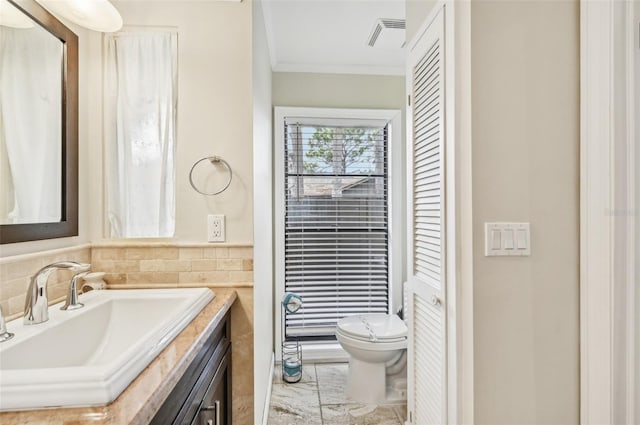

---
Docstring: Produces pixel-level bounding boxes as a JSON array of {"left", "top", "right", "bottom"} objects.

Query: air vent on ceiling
[{"left": 367, "top": 18, "right": 406, "bottom": 49}]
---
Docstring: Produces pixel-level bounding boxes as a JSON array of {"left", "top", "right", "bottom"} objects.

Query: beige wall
[
  {"left": 471, "top": 2, "right": 579, "bottom": 422},
  {"left": 406, "top": 0, "right": 580, "bottom": 423},
  {"left": 273, "top": 72, "right": 405, "bottom": 110}
]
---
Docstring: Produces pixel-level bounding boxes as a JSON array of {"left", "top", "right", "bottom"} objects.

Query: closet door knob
[{"left": 431, "top": 296, "right": 442, "bottom": 306}]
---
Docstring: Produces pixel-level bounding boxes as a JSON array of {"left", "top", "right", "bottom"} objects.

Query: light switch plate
[{"left": 485, "top": 222, "right": 530, "bottom": 256}]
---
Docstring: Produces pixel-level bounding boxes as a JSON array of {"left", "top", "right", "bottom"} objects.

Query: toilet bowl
[{"left": 336, "top": 314, "right": 407, "bottom": 404}]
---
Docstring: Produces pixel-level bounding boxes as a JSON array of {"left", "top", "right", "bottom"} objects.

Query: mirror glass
[
  {"left": 0, "top": 0, "right": 78, "bottom": 244},
  {"left": 0, "top": 1, "right": 63, "bottom": 225}
]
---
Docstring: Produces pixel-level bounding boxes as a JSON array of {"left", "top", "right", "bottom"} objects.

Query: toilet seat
[
  {"left": 336, "top": 329, "right": 407, "bottom": 351},
  {"left": 336, "top": 314, "right": 407, "bottom": 343}
]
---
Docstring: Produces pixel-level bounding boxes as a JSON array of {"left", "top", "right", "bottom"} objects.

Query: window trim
[{"left": 274, "top": 106, "right": 403, "bottom": 361}]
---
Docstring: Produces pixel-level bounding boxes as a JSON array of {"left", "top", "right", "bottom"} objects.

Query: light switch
[
  {"left": 491, "top": 229, "right": 502, "bottom": 249},
  {"left": 502, "top": 229, "right": 514, "bottom": 250},
  {"left": 485, "top": 222, "right": 531, "bottom": 256},
  {"left": 516, "top": 229, "right": 527, "bottom": 249}
]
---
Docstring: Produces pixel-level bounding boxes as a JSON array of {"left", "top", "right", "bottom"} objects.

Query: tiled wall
[
  {"left": 90, "top": 244, "right": 253, "bottom": 287},
  {"left": 0, "top": 242, "right": 255, "bottom": 424},
  {"left": 0, "top": 243, "right": 254, "bottom": 317},
  {"left": 0, "top": 245, "right": 92, "bottom": 319}
]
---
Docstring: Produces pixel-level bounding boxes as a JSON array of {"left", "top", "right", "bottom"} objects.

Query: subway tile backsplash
[
  {"left": 92, "top": 245, "right": 254, "bottom": 287},
  {"left": 0, "top": 243, "right": 253, "bottom": 319}
]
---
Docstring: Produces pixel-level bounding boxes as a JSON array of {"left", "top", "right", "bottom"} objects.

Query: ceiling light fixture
[{"left": 36, "top": 0, "right": 123, "bottom": 32}]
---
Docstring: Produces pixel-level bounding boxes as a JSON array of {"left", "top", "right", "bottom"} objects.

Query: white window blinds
[{"left": 283, "top": 118, "right": 389, "bottom": 339}]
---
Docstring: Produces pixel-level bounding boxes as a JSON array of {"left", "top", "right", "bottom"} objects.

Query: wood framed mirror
[{"left": 0, "top": 0, "right": 78, "bottom": 244}]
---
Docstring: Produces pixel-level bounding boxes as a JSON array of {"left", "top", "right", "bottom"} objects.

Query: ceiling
[{"left": 261, "top": 0, "right": 406, "bottom": 76}]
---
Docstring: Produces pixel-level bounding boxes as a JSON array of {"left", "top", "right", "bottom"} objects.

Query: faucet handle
[
  {"left": 0, "top": 305, "right": 15, "bottom": 343},
  {"left": 61, "top": 271, "right": 90, "bottom": 311},
  {"left": 72, "top": 263, "right": 91, "bottom": 272}
]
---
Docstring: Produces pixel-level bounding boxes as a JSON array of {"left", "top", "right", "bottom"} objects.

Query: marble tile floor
[{"left": 268, "top": 363, "right": 407, "bottom": 425}]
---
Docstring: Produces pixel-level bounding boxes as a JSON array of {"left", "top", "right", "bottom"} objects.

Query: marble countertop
[{"left": 0, "top": 288, "right": 237, "bottom": 425}]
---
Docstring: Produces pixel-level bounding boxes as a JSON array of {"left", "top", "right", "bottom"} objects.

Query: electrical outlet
[{"left": 208, "top": 215, "right": 225, "bottom": 242}]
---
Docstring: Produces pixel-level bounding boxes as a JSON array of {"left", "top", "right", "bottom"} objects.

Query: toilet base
[
  {"left": 345, "top": 358, "right": 408, "bottom": 405},
  {"left": 347, "top": 357, "right": 387, "bottom": 404}
]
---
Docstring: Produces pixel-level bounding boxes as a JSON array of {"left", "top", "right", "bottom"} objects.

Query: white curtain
[
  {"left": 105, "top": 31, "right": 177, "bottom": 238},
  {"left": 0, "top": 25, "right": 62, "bottom": 224}
]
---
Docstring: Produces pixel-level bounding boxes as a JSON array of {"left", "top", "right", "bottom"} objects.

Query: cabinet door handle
[{"left": 201, "top": 400, "right": 221, "bottom": 425}]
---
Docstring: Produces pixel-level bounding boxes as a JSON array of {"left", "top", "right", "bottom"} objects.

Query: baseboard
[{"left": 261, "top": 352, "right": 275, "bottom": 425}]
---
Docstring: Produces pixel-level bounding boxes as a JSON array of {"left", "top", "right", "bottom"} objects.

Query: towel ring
[{"left": 189, "top": 156, "right": 233, "bottom": 196}]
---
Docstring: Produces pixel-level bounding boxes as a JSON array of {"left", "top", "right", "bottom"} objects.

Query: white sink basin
[{"left": 0, "top": 288, "right": 214, "bottom": 410}]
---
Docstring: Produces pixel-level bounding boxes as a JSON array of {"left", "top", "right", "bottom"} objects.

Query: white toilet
[{"left": 336, "top": 313, "right": 408, "bottom": 404}]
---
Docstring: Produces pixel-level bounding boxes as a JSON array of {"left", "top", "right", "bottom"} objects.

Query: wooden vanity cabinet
[
  {"left": 151, "top": 312, "right": 232, "bottom": 425},
  {"left": 193, "top": 350, "right": 231, "bottom": 425}
]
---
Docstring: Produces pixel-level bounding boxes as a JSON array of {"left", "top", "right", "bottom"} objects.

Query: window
[
  {"left": 280, "top": 113, "right": 391, "bottom": 341},
  {"left": 104, "top": 30, "right": 178, "bottom": 238}
]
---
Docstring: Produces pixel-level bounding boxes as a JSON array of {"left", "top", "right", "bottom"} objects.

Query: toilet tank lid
[{"left": 337, "top": 314, "right": 407, "bottom": 341}]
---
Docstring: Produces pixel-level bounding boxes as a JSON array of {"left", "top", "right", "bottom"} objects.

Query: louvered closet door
[{"left": 406, "top": 7, "right": 447, "bottom": 425}]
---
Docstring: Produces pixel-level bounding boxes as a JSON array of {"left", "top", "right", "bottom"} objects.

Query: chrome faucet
[
  {"left": 61, "top": 271, "right": 89, "bottom": 311},
  {"left": 24, "top": 261, "right": 91, "bottom": 325}
]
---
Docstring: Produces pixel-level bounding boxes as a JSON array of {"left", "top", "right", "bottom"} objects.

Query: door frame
[
  {"left": 405, "top": 1, "right": 473, "bottom": 423},
  {"left": 580, "top": 0, "right": 637, "bottom": 422}
]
